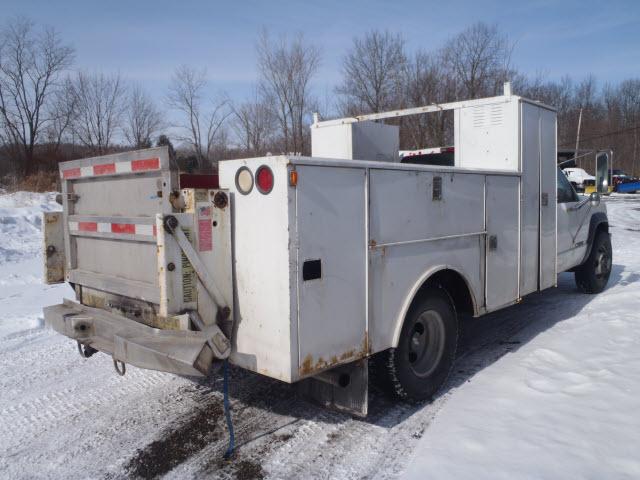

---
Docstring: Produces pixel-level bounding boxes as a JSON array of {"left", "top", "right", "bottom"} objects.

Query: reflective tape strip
[
  {"left": 78, "top": 222, "right": 98, "bottom": 232},
  {"left": 115, "top": 161, "right": 132, "bottom": 174},
  {"left": 131, "top": 158, "right": 160, "bottom": 172},
  {"left": 135, "top": 224, "right": 155, "bottom": 236},
  {"left": 60, "top": 157, "right": 160, "bottom": 179},
  {"left": 62, "top": 168, "right": 81, "bottom": 179},
  {"left": 111, "top": 223, "right": 136, "bottom": 234},
  {"left": 97, "top": 222, "right": 111, "bottom": 233},
  {"left": 68, "top": 221, "right": 157, "bottom": 237},
  {"left": 93, "top": 163, "right": 116, "bottom": 175}
]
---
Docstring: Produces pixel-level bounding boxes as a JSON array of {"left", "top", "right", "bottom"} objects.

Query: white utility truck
[{"left": 43, "top": 84, "right": 611, "bottom": 416}]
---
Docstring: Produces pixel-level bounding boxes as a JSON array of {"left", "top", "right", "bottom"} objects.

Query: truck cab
[{"left": 557, "top": 167, "right": 611, "bottom": 292}]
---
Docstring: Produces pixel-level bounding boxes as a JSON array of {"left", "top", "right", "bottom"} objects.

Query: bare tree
[
  {"left": 231, "top": 93, "right": 275, "bottom": 156},
  {"left": 167, "top": 65, "right": 230, "bottom": 170},
  {"left": 45, "top": 76, "right": 76, "bottom": 152},
  {"left": 0, "top": 17, "right": 74, "bottom": 173},
  {"left": 618, "top": 79, "right": 640, "bottom": 176},
  {"left": 403, "top": 51, "right": 457, "bottom": 148},
  {"left": 441, "top": 22, "right": 513, "bottom": 99},
  {"left": 337, "top": 30, "right": 407, "bottom": 114},
  {"left": 125, "top": 84, "right": 164, "bottom": 148},
  {"left": 257, "top": 31, "right": 321, "bottom": 155},
  {"left": 70, "top": 71, "right": 126, "bottom": 154},
  {"left": 516, "top": 74, "right": 574, "bottom": 142}
]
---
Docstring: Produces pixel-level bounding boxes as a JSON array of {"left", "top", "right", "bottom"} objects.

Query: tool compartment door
[
  {"left": 295, "top": 165, "right": 367, "bottom": 377},
  {"left": 485, "top": 175, "right": 520, "bottom": 310},
  {"left": 539, "top": 107, "right": 557, "bottom": 289}
]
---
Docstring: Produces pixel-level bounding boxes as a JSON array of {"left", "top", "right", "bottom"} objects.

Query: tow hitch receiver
[{"left": 44, "top": 299, "right": 230, "bottom": 376}]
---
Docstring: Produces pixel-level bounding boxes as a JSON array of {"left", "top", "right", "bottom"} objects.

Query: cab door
[{"left": 557, "top": 168, "right": 590, "bottom": 272}]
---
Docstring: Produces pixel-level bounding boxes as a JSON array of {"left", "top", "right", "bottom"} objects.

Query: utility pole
[{"left": 574, "top": 108, "right": 583, "bottom": 169}]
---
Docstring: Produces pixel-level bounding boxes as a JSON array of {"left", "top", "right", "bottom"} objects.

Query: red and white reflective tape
[
  {"left": 69, "top": 221, "right": 157, "bottom": 237},
  {"left": 61, "top": 157, "right": 160, "bottom": 179}
]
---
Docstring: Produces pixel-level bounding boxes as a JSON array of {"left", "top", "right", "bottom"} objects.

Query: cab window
[{"left": 557, "top": 168, "right": 579, "bottom": 203}]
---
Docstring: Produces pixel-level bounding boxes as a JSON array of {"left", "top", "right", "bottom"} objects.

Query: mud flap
[{"left": 297, "top": 358, "right": 368, "bottom": 417}]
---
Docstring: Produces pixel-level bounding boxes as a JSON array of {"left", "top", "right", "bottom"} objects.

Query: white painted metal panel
[
  {"left": 351, "top": 121, "right": 399, "bottom": 162},
  {"left": 520, "top": 102, "right": 541, "bottom": 295},
  {"left": 368, "top": 236, "right": 483, "bottom": 353},
  {"left": 194, "top": 190, "right": 234, "bottom": 329},
  {"left": 295, "top": 165, "right": 367, "bottom": 376},
  {"left": 540, "top": 107, "right": 558, "bottom": 289},
  {"left": 311, "top": 121, "right": 399, "bottom": 163},
  {"left": 60, "top": 147, "right": 174, "bottom": 290},
  {"left": 72, "top": 175, "right": 164, "bottom": 217},
  {"left": 311, "top": 123, "right": 353, "bottom": 160},
  {"left": 556, "top": 202, "right": 586, "bottom": 271},
  {"left": 368, "top": 167, "right": 485, "bottom": 352},
  {"left": 485, "top": 175, "right": 520, "bottom": 310},
  {"left": 455, "top": 99, "right": 519, "bottom": 171},
  {"left": 156, "top": 213, "right": 197, "bottom": 316},
  {"left": 369, "top": 169, "right": 484, "bottom": 246},
  {"left": 75, "top": 237, "right": 158, "bottom": 285},
  {"left": 218, "top": 156, "right": 296, "bottom": 382}
]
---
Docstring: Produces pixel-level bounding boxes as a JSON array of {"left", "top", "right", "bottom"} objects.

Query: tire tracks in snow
[{"left": 175, "top": 279, "right": 585, "bottom": 479}]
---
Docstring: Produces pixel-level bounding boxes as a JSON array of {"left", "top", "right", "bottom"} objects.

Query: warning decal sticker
[
  {"left": 197, "top": 205, "right": 213, "bottom": 252},
  {"left": 181, "top": 228, "right": 196, "bottom": 303}
]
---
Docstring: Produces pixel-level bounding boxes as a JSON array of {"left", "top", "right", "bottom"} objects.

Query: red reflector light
[{"left": 256, "top": 165, "right": 274, "bottom": 194}]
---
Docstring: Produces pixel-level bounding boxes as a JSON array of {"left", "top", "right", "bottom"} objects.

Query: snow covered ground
[
  {"left": 0, "top": 190, "right": 639, "bottom": 480},
  {"left": 403, "top": 194, "right": 640, "bottom": 480}
]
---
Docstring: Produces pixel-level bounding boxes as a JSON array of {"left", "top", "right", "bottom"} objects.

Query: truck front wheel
[
  {"left": 575, "top": 231, "right": 612, "bottom": 294},
  {"left": 376, "top": 288, "right": 458, "bottom": 402}
]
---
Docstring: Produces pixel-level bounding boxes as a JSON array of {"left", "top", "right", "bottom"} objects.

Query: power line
[{"left": 558, "top": 123, "right": 640, "bottom": 147}]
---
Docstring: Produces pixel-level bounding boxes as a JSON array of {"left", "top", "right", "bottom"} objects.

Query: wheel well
[
  {"left": 415, "top": 269, "right": 475, "bottom": 316},
  {"left": 573, "top": 215, "right": 609, "bottom": 269}
]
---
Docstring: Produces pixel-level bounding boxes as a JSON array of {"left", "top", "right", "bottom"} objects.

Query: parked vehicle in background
[
  {"left": 563, "top": 167, "right": 595, "bottom": 192},
  {"left": 611, "top": 169, "right": 640, "bottom": 193}
]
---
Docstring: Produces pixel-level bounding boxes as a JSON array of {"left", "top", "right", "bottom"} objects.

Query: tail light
[
  {"left": 256, "top": 165, "right": 274, "bottom": 194},
  {"left": 235, "top": 167, "right": 253, "bottom": 195}
]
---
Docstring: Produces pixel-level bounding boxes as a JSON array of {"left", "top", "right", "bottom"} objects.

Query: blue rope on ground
[{"left": 223, "top": 359, "right": 235, "bottom": 459}]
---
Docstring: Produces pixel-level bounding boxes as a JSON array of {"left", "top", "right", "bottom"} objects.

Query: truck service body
[{"left": 42, "top": 85, "right": 611, "bottom": 415}]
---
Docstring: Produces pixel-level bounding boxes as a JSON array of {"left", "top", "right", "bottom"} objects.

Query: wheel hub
[
  {"left": 407, "top": 310, "right": 446, "bottom": 378},
  {"left": 594, "top": 245, "right": 611, "bottom": 278}
]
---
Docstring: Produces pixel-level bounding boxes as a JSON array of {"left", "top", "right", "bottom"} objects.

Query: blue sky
[{"left": 3, "top": 0, "right": 639, "bottom": 110}]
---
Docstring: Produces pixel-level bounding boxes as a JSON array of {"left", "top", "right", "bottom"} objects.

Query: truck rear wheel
[
  {"left": 376, "top": 288, "right": 458, "bottom": 402},
  {"left": 575, "top": 231, "right": 612, "bottom": 294}
]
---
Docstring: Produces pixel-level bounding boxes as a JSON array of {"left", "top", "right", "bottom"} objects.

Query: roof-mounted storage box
[{"left": 311, "top": 120, "right": 399, "bottom": 163}]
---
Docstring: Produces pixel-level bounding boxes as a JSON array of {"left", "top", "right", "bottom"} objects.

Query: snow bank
[
  {"left": 0, "top": 191, "right": 60, "bottom": 264},
  {"left": 0, "top": 191, "right": 67, "bottom": 339}
]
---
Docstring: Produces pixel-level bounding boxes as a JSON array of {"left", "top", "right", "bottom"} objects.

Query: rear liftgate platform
[{"left": 43, "top": 148, "right": 234, "bottom": 376}]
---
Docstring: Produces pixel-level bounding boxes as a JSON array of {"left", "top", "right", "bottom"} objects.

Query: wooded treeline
[{"left": 1, "top": 17, "right": 638, "bottom": 189}]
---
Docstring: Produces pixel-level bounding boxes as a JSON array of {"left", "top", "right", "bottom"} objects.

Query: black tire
[
  {"left": 375, "top": 287, "right": 458, "bottom": 402},
  {"left": 575, "top": 231, "right": 612, "bottom": 294}
]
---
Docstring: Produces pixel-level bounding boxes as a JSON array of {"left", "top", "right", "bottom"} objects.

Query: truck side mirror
[{"left": 590, "top": 192, "right": 600, "bottom": 207}]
